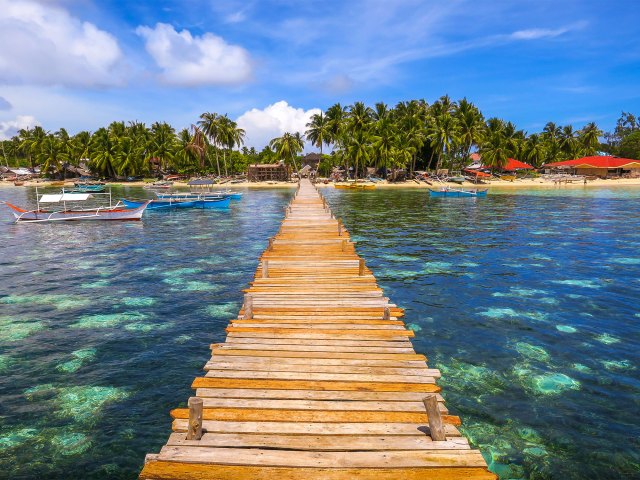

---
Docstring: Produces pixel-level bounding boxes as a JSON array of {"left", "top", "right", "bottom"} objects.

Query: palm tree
[
  {"left": 39, "top": 134, "right": 69, "bottom": 178},
  {"left": 269, "top": 132, "right": 304, "bottom": 174},
  {"left": 198, "top": 112, "right": 222, "bottom": 175},
  {"left": 372, "top": 118, "right": 397, "bottom": 172},
  {"left": 455, "top": 98, "right": 484, "bottom": 167},
  {"left": 579, "top": 122, "right": 602, "bottom": 156},
  {"left": 343, "top": 130, "right": 372, "bottom": 181},
  {"left": 524, "top": 134, "right": 547, "bottom": 167},
  {"left": 479, "top": 131, "right": 510, "bottom": 172},
  {"left": 325, "top": 103, "right": 348, "bottom": 149},
  {"left": 90, "top": 127, "right": 118, "bottom": 178},
  {"left": 149, "top": 122, "right": 176, "bottom": 173},
  {"left": 305, "top": 112, "right": 330, "bottom": 154}
]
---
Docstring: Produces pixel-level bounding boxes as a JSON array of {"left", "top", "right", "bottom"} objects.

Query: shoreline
[{"left": 2, "top": 178, "right": 640, "bottom": 190}]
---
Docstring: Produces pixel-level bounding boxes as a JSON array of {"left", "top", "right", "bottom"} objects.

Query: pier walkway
[{"left": 140, "top": 179, "right": 495, "bottom": 480}]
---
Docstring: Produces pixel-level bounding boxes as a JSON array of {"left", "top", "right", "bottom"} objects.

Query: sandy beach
[{"left": 3, "top": 177, "right": 640, "bottom": 190}]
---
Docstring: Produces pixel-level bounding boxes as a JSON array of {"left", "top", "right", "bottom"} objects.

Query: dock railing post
[
  {"left": 262, "top": 260, "right": 269, "bottom": 278},
  {"left": 268, "top": 237, "right": 274, "bottom": 251},
  {"left": 358, "top": 259, "right": 365, "bottom": 276},
  {"left": 186, "top": 397, "right": 203, "bottom": 440},
  {"left": 383, "top": 306, "right": 390, "bottom": 320},
  {"left": 342, "top": 239, "right": 347, "bottom": 252},
  {"left": 422, "top": 395, "right": 446, "bottom": 441},
  {"left": 243, "top": 293, "right": 253, "bottom": 319},
  {"left": 338, "top": 219, "right": 343, "bottom": 236}
]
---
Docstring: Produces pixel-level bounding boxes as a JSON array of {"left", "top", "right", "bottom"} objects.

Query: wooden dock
[{"left": 140, "top": 179, "right": 496, "bottom": 480}]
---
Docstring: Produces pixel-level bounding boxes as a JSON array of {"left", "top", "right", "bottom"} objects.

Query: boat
[
  {"left": 156, "top": 190, "right": 242, "bottom": 200},
  {"left": 122, "top": 199, "right": 198, "bottom": 210},
  {"left": 72, "top": 184, "right": 106, "bottom": 193},
  {"left": 1, "top": 191, "right": 150, "bottom": 222},
  {"left": 334, "top": 183, "right": 376, "bottom": 190},
  {"left": 13, "top": 181, "right": 24, "bottom": 186},
  {"left": 428, "top": 187, "right": 488, "bottom": 198},
  {"left": 50, "top": 181, "right": 66, "bottom": 187},
  {"left": 144, "top": 181, "right": 173, "bottom": 190},
  {"left": 123, "top": 196, "right": 231, "bottom": 210}
]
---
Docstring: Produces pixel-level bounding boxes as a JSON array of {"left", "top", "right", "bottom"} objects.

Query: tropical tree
[
  {"left": 198, "top": 112, "right": 222, "bottom": 175},
  {"left": 269, "top": 132, "right": 304, "bottom": 173},
  {"left": 305, "top": 112, "right": 330, "bottom": 154}
]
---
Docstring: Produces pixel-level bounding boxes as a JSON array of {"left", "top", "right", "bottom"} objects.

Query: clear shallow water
[{"left": 1, "top": 185, "right": 639, "bottom": 479}]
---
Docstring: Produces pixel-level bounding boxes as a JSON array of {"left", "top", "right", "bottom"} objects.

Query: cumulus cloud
[
  {"left": 236, "top": 101, "right": 321, "bottom": 150},
  {"left": 0, "top": 97, "right": 11, "bottom": 110},
  {"left": 0, "top": 0, "right": 124, "bottom": 86},
  {"left": 136, "top": 23, "right": 252, "bottom": 86},
  {"left": 0, "top": 115, "right": 39, "bottom": 140}
]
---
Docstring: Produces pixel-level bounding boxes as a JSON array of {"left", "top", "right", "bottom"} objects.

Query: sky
[{"left": 0, "top": 0, "right": 639, "bottom": 149}]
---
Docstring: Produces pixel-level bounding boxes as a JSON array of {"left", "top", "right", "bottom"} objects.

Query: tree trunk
[{"left": 223, "top": 150, "right": 228, "bottom": 177}]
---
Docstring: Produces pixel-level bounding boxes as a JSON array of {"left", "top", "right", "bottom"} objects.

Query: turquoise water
[{"left": 1, "top": 185, "right": 639, "bottom": 478}]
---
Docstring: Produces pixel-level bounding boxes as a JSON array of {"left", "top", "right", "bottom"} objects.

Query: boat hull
[
  {"left": 3, "top": 201, "right": 149, "bottom": 222},
  {"left": 123, "top": 196, "right": 231, "bottom": 209}
]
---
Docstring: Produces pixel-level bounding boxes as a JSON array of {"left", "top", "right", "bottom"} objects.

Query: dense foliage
[{"left": 1, "top": 98, "right": 633, "bottom": 179}]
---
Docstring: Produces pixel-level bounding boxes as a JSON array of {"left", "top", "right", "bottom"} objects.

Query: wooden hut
[
  {"left": 300, "top": 153, "right": 322, "bottom": 171},
  {"left": 247, "top": 163, "right": 289, "bottom": 182},
  {"left": 543, "top": 156, "right": 640, "bottom": 178}
]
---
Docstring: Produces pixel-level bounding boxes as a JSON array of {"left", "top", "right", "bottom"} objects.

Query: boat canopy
[
  {"left": 188, "top": 179, "right": 215, "bottom": 186},
  {"left": 39, "top": 193, "right": 93, "bottom": 203}
]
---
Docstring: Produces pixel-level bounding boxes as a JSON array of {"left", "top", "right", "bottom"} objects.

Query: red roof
[
  {"left": 544, "top": 156, "right": 640, "bottom": 169},
  {"left": 481, "top": 158, "right": 533, "bottom": 170}
]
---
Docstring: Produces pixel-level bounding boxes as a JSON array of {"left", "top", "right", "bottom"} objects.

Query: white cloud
[
  {"left": 510, "top": 27, "right": 568, "bottom": 40},
  {"left": 236, "top": 101, "right": 321, "bottom": 150},
  {"left": 136, "top": 23, "right": 252, "bottom": 86},
  {"left": 0, "top": 115, "right": 39, "bottom": 140},
  {"left": 0, "top": 0, "right": 124, "bottom": 86}
]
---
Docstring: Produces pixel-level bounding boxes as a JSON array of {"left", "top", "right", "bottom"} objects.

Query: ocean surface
[{"left": 0, "top": 185, "right": 638, "bottom": 479}]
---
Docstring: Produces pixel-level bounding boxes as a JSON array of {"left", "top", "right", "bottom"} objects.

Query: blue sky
[{"left": 1, "top": 0, "right": 639, "bottom": 148}]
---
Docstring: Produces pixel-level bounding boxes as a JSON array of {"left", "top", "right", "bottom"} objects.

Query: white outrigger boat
[{"left": 1, "top": 188, "right": 150, "bottom": 223}]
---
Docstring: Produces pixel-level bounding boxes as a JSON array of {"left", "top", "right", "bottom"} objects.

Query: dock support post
[
  {"left": 338, "top": 220, "right": 343, "bottom": 236},
  {"left": 383, "top": 307, "right": 390, "bottom": 320},
  {"left": 243, "top": 294, "right": 253, "bottom": 319},
  {"left": 268, "top": 237, "right": 274, "bottom": 251},
  {"left": 422, "top": 395, "right": 446, "bottom": 441},
  {"left": 342, "top": 239, "right": 347, "bottom": 252},
  {"left": 262, "top": 261, "right": 269, "bottom": 278},
  {"left": 359, "top": 259, "right": 365, "bottom": 276},
  {"left": 187, "top": 397, "right": 203, "bottom": 440}
]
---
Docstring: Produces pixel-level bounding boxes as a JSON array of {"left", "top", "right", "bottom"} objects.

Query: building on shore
[
  {"left": 247, "top": 162, "right": 289, "bottom": 182},
  {"left": 543, "top": 156, "right": 640, "bottom": 178}
]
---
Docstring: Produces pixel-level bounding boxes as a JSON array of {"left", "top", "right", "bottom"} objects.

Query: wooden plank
[
  {"left": 155, "top": 446, "right": 486, "bottom": 468},
  {"left": 211, "top": 349, "right": 427, "bottom": 361},
  {"left": 197, "top": 398, "right": 449, "bottom": 414},
  {"left": 166, "top": 432, "right": 468, "bottom": 450},
  {"left": 192, "top": 377, "right": 442, "bottom": 393},
  {"left": 194, "top": 388, "right": 446, "bottom": 402},
  {"left": 172, "top": 420, "right": 463, "bottom": 437},
  {"left": 204, "top": 362, "right": 438, "bottom": 376},
  {"left": 203, "top": 370, "right": 437, "bottom": 384},
  {"left": 170, "top": 408, "right": 461, "bottom": 425},
  {"left": 141, "top": 462, "right": 497, "bottom": 480}
]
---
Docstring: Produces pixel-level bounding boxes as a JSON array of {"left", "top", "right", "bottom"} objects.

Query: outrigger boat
[
  {"left": 428, "top": 187, "right": 488, "bottom": 198},
  {"left": 71, "top": 184, "right": 106, "bottom": 193},
  {"left": 155, "top": 190, "right": 242, "bottom": 200},
  {"left": 122, "top": 195, "right": 231, "bottom": 210},
  {"left": 1, "top": 188, "right": 150, "bottom": 222}
]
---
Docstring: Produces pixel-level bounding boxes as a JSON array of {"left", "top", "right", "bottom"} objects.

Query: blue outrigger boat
[
  {"left": 122, "top": 196, "right": 231, "bottom": 210},
  {"left": 429, "top": 187, "right": 488, "bottom": 198},
  {"left": 156, "top": 190, "right": 243, "bottom": 201},
  {"left": 72, "top": 184, "right": 106, "bottom": 193}
]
